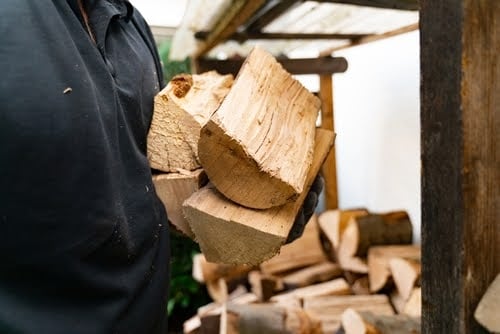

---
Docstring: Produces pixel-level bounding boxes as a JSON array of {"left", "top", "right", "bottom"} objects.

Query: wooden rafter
[
  {"left": 195, "top": 31, "right": 368, "bottom": 42},
  {"left": 315, "top": 0, "right": 419, "bottom": 10},
  {"left": 196, "top": 56, "right": 348, "bottom": 76},
  {"left": 319, "top": 23, "right": 418, "bottom": 56},
  {"left": 194, "top": 0, "right": 266, "bottom": 58},
  {"left": 245, "top": 0, "right": 302, "bottom": 32}
]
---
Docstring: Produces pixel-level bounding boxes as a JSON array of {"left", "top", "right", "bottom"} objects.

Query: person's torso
[{"left": 0, "top": 1, "right": 169, "bottom": 333}]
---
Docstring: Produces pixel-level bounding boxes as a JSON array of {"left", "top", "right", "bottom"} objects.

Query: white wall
[{"left": 304, "top": 31, "right": 421, "bottom": 242}]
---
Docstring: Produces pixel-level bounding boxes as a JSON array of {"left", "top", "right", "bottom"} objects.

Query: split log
[
  {"left": 389, "top": 257, "right": 421, "bottom": 300},
  {"left": 318, "top": 209, "right": 368, "bottom": 261},
  {"left": 198, "top": 46, "right": 321, "bottom": 209},
  {"left": 183, "top": 315, "right": 201, "bottom": 334},
  {"left": 183, "top": 129, "right": 334, "bottom": 265},
  {"left": 338, "top": 212, "right": 412, "bottom": 273},
  {"left": 200, "top": 312, "right": 221, "bottom": 334},
  {"left": 351, "top": 276, "right": 371, "bottom": 295},
  {"left": 282, "top": 262, "right": 343, "bottom": 289},
  {"left": 271, "top": 278, "right": 351, "bottom": 304},
  {"left": 389, "top": 291, "right": 407, "bottom": 314},
  {"left": 341, "top": 309, "right": 421, "bottom": 334},
  {"left": 206, "top": 280, "right": 248, "bottom": 304},
  {"left": 192, "top": 253, "right": 254, "bottom": 284},
  {"left": 148, "top": 71, "right": 233, "bottom": 172},
  {"left": 403, "top": 287, "right": 421, "bottom": 317},
  {"left": 303, "top": 294, "right": 394, "bottom": 333},
  {"left": 474, "top": 273, "right": 500, "bottom": 333},
  {"left": 221, "top": 303, "right": 322, "bottom": 334},
  {"left": 248, "top": 271, "right": 282, "bottom": 302},
  {"left": 260, "top": 215, "right": 327, "bottom": 275},
  {"left": 367, "top": 245, "right": 420, "bottom": 293},
  {"left": 152, "top": 169, "right": 207, "bottom": 238}
]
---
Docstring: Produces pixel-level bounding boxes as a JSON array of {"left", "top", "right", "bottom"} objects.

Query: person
[{"left": 0, "top": 1, "right": 322, "bottom": 333}]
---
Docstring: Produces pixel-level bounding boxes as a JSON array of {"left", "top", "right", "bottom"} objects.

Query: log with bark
[
  {"left": 198, "top": 46, "right": 322, "bottom": 209},
  {"left": 338, "top": 211, "right": 413, "bottom": 273},
  {"left": 183, "top": 129, "right": 334, "bottom": 265},
  {"left": 148, "top": 71, "right": 233, "bottom": 172}
]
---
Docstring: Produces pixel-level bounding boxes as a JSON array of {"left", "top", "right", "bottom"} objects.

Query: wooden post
[
  {"left": 420, "top": 0, "right": 500, "bottom": 333},
  {"left": 319, "top": 74, "right": 339, "bottom": 210}
]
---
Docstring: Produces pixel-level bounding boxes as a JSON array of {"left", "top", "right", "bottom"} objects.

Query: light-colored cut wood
[
  {"left": 281, "top": 262, "right": 343, "bottom": 289},
  {"left": 474, "top": 273, "right": 500, "bottom": 333},
  {"left": 192, "top": 253, "right": 254, "bottom": 284},
  {"left": 198, "top": 46, "right": 321, "bottom": 209},
  {"left": 260, "top": 215, "right": 327, "bottom": 275},
  {"left": 221, "top": 303, "right": 322, "bottom": 334},
  {"left": 403, "top": 288, "right": 421, "bottom": 317},
  {"left": 153, "top": 169, "right": 207, "bottom": 238},
  {"left": 248, "top": 271, "right": 281, "bottom": 302},
  {"left": 367, "top": 245, "right": 420, "bottom": 293},
  {"left": 148, "top": 72, "right": 233, "bottom": 172},
  {"left": 389, "top": 257, "right": 421, "bottom": 300},
  {"left": 318, "top": 209, "right": 368, "bottom": 260},
  {"left": 184, "top": 129, "right": 334, "bottom": 265},
  {"left": 390, "top": 291, "right": 407, "bottom": 314},
  {"left": 271, "top": 278, "right": 351, "bottom": 304},
  {"left": 341, "top": 309, "right": 421, "bottom": 334},
  {"left": 304, "top": 294, "right": 394, "bottom": 333}
]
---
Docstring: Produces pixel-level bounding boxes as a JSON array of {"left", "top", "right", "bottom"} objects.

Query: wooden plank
[
  {"left": 319, "top": 74, "right": 339, "bottom": 210},
  {"left": 198, "top": 47, "right": 321, "bottom": 209},
  {"left": 319, "top": 23, "right": 418, "bottom": 56},
  {"left": 194, "top": 0, "right": 266, "bottom": 57},
  {"left": 245, "top": 0, "right": 302, "bottom": 32},
  {"left": 341, "top": 309, "right": 421, "bottom": 334},
  {"left": 195, "top": 31, "right": 368, "bottom": 41},
  {"left": 183, "top": 129, "right": 334, "bottom": 265},
  {"left": 420, "top": 1, "right": 500, "bottom": 333},
  {"left": 196, "top": 56, "right": 348, "bottom": 77}
]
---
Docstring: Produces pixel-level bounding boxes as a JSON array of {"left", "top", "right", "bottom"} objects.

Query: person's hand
[{"left": 286, "top": 174, "right": 324, "bottom": 243}]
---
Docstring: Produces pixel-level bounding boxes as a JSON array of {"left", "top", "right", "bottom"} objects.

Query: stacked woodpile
[
  {"left": 148, "top": 46, "right": 334, "bottom": 265},
  {"left": 183, "top": 210, "right": 422, "bottom": 334}
]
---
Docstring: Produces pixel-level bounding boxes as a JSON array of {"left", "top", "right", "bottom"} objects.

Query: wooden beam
[
  {"left": 315, "top": 0, "right": 419, "bottom": 11},
  {"left": 420, "top": 0, "right": 500, "bottom": 333},
  {"left": 194, "top": 0, "right": 266, "bottom": 58},
  {"left": 195, "top": 31, "right": 367, "bottom": 42},
  {"left": 319, "top": 23, "right": 418, "bottom": 56},
  {"left": 197, "top": 56, "right": 348, "bottom": 76},
  {"left": 319, "top": 74, "right": 338, "bottom": 210},
  {"left": 245, "top": 0, "right": 302, "bottom": 32}
]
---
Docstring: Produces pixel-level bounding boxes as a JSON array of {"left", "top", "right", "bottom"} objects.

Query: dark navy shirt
[{"left": 0, "top": 1, "right": 169, "bottom": 333}]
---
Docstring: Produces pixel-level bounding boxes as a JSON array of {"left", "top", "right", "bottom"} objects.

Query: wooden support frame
[
  {"left": 315, "top": 0, "right": 419, "bottom": 10},
  {"left": 196, "top": 56, "right": 348, "bottom": 76},
  {"left": 420, "top": 0, "right": 499, "bottom": 333},
  {"left": 195, "top": 31, "right": 367, "bottom": 42},
  {"left": 319, "top": 75, "right": 339, "bottom": 210}
]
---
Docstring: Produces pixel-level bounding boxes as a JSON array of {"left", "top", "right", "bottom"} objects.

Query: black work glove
[{"left": 286, "top": 173, "right": 324, "bottom": 243}]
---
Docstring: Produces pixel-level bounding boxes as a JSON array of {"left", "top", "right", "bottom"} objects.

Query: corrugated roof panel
[
  {"left": 205, "top": 2, "right": 418, "bottom": 59},
  {"left": 172, "top": 1, "right": 418, "bottom": 60}
]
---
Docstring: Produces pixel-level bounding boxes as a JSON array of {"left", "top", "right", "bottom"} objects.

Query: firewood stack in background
[{"left": 183, "top": 209, "right": 422, "bottom": 334}]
